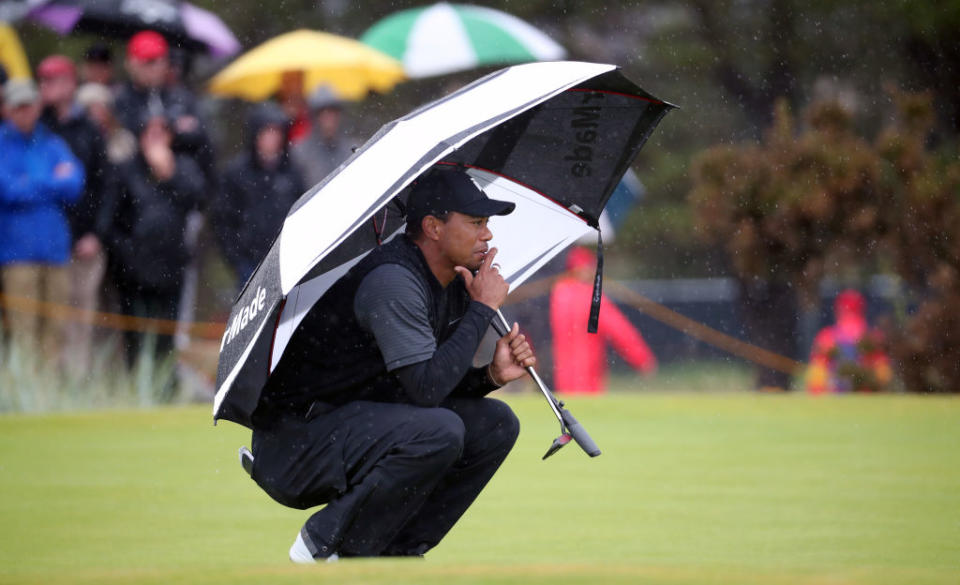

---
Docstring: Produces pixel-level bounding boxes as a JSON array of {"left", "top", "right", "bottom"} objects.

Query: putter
[{"left": 493, "top": 310, "right": 601, "bottom": 460}]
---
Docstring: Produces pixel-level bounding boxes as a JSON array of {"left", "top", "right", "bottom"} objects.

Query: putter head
[
  {"left": 542, "top": 433, "right": 572, "bottom": 460},
  {"left": 239, "top": 446, "right": 254, "bottom": 476}
]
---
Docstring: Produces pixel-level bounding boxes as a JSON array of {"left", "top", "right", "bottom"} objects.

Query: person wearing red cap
[
  {"left": 114, "top": 30, "right": 213, "bottom": 178},
  {"left": 114, "top": 30, "right": 216, "bottom": 357},
  {"left": 126, "top": 30, "right": 169, "bottom": 79},
  {"left": 37, "top": 54, "right": 111, "bottom": 373},
  {"left": 550, "top": 246, "right": 657, "bottom": 394},
  {"left": 805, "top": 289, "right": 892, "bottom": 393},
  {"left": 117, "top": 31, "right": 175, "bottom": 129}
]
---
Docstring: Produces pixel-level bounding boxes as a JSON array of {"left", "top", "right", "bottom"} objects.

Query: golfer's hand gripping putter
[{"left": 493, "top": 310, "right": 601, "bottom": 460}]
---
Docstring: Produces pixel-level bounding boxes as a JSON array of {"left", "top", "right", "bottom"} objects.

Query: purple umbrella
[{"left": 25, "top": 0, "right": 240, "bottom": 57}]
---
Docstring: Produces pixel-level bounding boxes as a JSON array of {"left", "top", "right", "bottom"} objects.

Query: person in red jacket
[
  {"left": 805, "top": 289, "right": 892, "bottom": 394},
  {"left": 550, "top": 246, "right": 657, "bottom": 394}
]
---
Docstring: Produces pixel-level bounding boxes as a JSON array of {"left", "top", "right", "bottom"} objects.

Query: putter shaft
[{"left": 493, "top": 310, "right": 565, "bottom": 427}]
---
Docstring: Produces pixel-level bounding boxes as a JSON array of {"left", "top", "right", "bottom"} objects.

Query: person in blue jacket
[{"left": 0, "top": 79, "right": 84, "bottom": 360}]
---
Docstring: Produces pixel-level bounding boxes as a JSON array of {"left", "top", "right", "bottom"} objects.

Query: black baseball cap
[
  {"left": 84, "top": 43, "right": 113, "bottom": 63},
  {"left": 405, "top": 166, "right": 515, "bottom": 226}
]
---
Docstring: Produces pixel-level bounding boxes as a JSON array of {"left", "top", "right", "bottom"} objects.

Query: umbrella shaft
[{"left": 494, "top": 310, "right": 565, "bottom": 426}]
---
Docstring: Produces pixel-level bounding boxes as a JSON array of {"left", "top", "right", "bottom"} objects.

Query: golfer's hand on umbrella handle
[{"left": 455, "top": 247, "right": 508, "bottom": 310}]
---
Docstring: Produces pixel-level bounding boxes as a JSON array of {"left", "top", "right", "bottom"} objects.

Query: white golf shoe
[{"left": 289, "top": 531, "right": 338, "bottom": 564}]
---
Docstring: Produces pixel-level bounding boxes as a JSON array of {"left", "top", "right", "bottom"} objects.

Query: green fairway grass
[{"left": 1, "top": 391, "right": 957, "bottom": 584}]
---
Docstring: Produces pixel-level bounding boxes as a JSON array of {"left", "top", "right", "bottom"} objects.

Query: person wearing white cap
[
  {"left": 76, "top": 82, "right": 137, "bottom": 165},
  {"left": 0, "top": 79, "right": 85, "bottom": 361}
]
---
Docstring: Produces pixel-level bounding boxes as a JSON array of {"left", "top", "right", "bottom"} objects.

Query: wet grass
[
  {"left": 608, "top": 359, "right": 756, "bottom": 393},
  {"left": 0, "top": 336, "right": 189, "bottom": 414},
  {"left": 0, "top": 391, "right": 957, "bottom": 585}
]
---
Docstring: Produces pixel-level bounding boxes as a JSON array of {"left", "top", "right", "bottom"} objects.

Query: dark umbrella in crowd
[
  {"left": 19, "top": 0, "right": 240, "bottom": 57},
  {"left": 213, "top": 60, "right": 674, "bottom": 458},
  {"left": 0, "top": 0, "right": 34, "bottom": 22}
]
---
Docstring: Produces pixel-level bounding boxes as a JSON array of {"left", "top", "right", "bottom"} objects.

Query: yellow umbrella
[
  {"left": 0, "top": 23, "right": 32, "bottom": 80},
  {"left": 207, "top": 29, "right": 405, "bottom": 101}
]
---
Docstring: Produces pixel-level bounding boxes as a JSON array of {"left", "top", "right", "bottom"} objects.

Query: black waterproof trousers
[{"left": 250, "top": 397, "right": 519, "bottom": 557}]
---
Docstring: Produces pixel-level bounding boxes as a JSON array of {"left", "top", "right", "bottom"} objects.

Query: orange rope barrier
[
  {"left": 604, "top": 281, "right": 805, "bottom": 375},
  {"left": 507, "top": 275, "right": 804, "bottom": 375},
  {"left": 1, "top": 276, "right": 805, "bottom": 374},
  {"left": 0, "top": 293, "right": 225, "bottom": 340}
]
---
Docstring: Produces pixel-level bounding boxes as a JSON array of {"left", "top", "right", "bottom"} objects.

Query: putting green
[{"left": 1, "top": 392, "right": 957, "bottom": 584}]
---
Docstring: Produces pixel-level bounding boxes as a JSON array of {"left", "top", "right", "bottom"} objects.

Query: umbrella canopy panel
[
  {"left": 25, "top": 0, "right": 241, "bottom": 56},
  {"left": 443, "top": 74, "right": 669, "bottom": 227},
  {"left": 362, "top": 2, "right": 566, "bottom": 78}
]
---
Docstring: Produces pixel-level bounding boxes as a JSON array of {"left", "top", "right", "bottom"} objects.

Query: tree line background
[{"left": 15, "top": 0, "right": 960, "bottom": 391}]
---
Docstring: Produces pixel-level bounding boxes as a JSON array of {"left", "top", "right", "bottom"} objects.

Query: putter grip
[{"left": 561, "top": 409, "right": 601, "bottom": 457}]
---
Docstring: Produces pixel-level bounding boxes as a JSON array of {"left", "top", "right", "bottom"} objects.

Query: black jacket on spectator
[
  {"left": 103, "top": 153, "right": 203, "bottom": 294},
  {"left": 211, "top": 105, "right": 304, "bottom": 286},
  {"left": 41, "top": 105, "right": 110, "bottom": 242},
  {"left": 114, "top": 81, "right": 217, "bottom": 196}
]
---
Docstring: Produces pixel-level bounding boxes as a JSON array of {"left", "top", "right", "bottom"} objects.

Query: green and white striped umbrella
[{"left": 360, "top": 2, "right": 566, "bottom": 78}]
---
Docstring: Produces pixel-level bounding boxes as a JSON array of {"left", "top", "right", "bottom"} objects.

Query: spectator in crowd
[
  {"left": 100, "top": 111, "right": 202, "bottom": 368},
  {"left": 550, "top": 246, "right": 657, "bottom": 394},
  {"left": 80, "top": 43, "right": 115, "bottom": 88},
  {"left": 291, "top": 85, "right": 355, "bottom": 188},
  {"left": 158, "top": 43, "right": 215, "bottom": 182},
  {"left": 806, "top": 289, "right": 892, "bottom": 394},
  {"left": 115, "top": 31, "right": 215, "bottom": 184},
  {"left": 37, "top": 55, "right": 111, "bottom": 372},
  {"left": 76, "top": 82, "right": 137, "bottom": 165},
  {"left": 212, "top": 103, "right": 304, "bottom": 287},
  {"left": 0, "top": 79, "right": 84, "bottom": 359},
  {"left": 115, "top": 31, "right": 216, "bottom": 353}
]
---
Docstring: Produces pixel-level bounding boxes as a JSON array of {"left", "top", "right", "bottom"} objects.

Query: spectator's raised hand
[{"left": 140, "top": 118, "right": 175, "bottom": 181}]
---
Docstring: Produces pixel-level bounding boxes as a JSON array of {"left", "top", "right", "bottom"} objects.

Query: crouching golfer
[{"left": 249, "top": 166, "right": 535, "bottom": 561}]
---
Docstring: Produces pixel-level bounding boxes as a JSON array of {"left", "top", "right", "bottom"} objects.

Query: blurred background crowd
[
  {"left": 0, "top": 26, "right": 363, "bottom": 394},
  {"left": 0, "top": 0, "right": 957, "bottom": 406}
]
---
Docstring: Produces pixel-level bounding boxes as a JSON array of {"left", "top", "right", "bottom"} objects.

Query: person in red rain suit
[
  {"left": 805, "top": 289, "right": 892, "bottom": 394},
  {"left": 550, "top": 246, "right": 657, "bottom": 394}
]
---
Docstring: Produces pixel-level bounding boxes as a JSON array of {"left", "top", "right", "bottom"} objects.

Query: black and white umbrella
[
  {"left": 19, "top": 0, "right": 240, "bottom": 57},
  {"left": 214, "top": 61, "right": 674, "bottom": 453}
]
